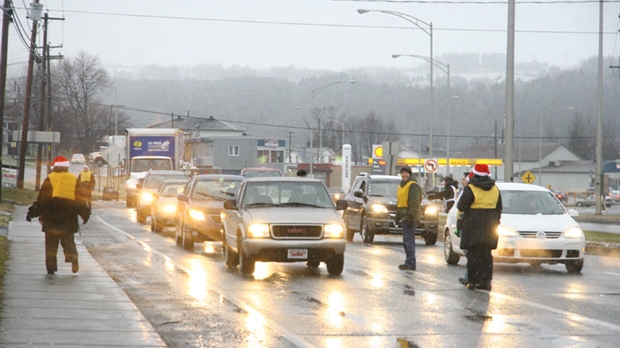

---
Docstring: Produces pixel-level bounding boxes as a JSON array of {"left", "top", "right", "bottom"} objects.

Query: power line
[{"left": 21, "top": 7, "right": 616, "bottom": 36}]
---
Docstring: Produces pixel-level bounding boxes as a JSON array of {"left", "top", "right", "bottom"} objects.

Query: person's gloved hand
[
  {"left": 394, "top": 216, "right": 401, "bottom": 226},
  {"left": 25, "top": 213, "right": 31, "bottom": 222}
]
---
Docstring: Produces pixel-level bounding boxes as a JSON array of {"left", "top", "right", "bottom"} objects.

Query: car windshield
[
  {"left": 192, "top": 179, "right": 241, "bottom": 200},
  {"left": 145, "top": 173, "right": 188, "bottom": 189},
  {"left": 242, "top": 181, "right": 333, "bottom": 208},
  {"left": 501, "top": 190, "right": 565, "bottom": 215},
  {"left": 160, "top": 183, "right": 186, "bottom": 197},
  {"left": 368, "top": 180, "right": 399, "bottom": 197}
]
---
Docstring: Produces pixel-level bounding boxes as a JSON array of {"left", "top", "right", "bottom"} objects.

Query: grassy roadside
[{"left": 0, "top": 187, "right": 38, "bottom": 301}]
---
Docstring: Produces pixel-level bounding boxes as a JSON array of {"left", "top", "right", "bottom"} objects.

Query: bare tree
[{"left": 53, "top": 51, "right": 111, "bottom": 154}]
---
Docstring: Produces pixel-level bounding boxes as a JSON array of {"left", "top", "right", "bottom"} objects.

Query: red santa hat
[
  {"left": 51, "top": 156, "right": 70, "bottom": 168},
  {"left": 472, "top": 164, "right": 491, "bottom": 177},
  {"left": 466, "top": 172, "right": 474, "bottom": 182}
]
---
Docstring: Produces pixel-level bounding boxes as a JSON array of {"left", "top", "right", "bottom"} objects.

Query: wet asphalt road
[{"left": 80, "top": 201, "right": 619, "bottom": 348}]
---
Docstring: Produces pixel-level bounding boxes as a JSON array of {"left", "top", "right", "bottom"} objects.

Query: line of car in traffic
[{"left": 131, "top": 170, "right": 588, "bottom": 276}]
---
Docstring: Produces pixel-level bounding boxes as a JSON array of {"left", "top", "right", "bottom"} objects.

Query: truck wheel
[
  {"left": 223, "top": 238, "right": 238, "bottom": 269},
  {"left": 136, "top": 211, "right": 146, "bottom": 224},
  {"left": 361, "top": 217, "right": 374, "bottom": 244},
  {"left": 175, "top": 223, "right": 182, "bottom": 245},
  {"left": 150, "top": 218, "right": 156, "bottom": 232},
  {"left": 424, "top": 231, "right": 438, "bottom": 246},
  {"left": 345, "top": 225, "right": 355, "bottom": 242},
  {"left": 238, "top": 239, "right": 255, "bottom": 275},
  {"left": 96, "top": 158, "right": 105, "bottom": 167},
  {"left": 326, "top": 254, "right": 344, "bottom": 275},
  {"left": 182, "top": 225, "right": 194, "bottom": 251}
]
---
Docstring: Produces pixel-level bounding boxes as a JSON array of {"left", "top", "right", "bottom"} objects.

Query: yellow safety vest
[
  {"left": 80, "top": 171, "right": 91, "bottom": 182},
  {"left": 48, "top": 172, "right": 76, "bottom": 200}
]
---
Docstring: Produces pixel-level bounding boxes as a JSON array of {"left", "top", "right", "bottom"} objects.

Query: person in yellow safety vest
[
  {"left": 394, "top": 165, "right": 422, "bottom": 271},
  {"left": 26, "top": 156, "right": 90, "bottom": 275},
  {"left": 77, "top": 165, "right": 96, "bottom": 212},
  {"left": 456, "top": 164, "right": 502, "bottom": 291}
]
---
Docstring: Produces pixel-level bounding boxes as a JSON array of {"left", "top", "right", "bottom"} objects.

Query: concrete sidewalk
[{"left": 0, "top": 205, "right": 167, "bottom": 347}]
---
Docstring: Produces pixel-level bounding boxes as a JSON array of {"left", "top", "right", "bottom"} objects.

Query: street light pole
[
  {"left": 360, "top": 9, "right": 433, "bottom": 157},
  {"left": 184, "top": 94, "right": 192, "bottom": 117},
  {"left": 310, "top": 80, "right": 356, "bottom": 176}
]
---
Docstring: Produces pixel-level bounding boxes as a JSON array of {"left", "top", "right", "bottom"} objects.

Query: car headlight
[
  {"left": 140, "top": 192, "right": 154, "bottom": 203},
  {"left": 189, "top": 209, "right": 205, "bottom": 221},
  {"left": 370, "top": 203, "right": 388, "bottom": 214},
  {"left": 332, "top": 193, "right": 341, "bottom": 201},
  {"left": 324, "top": 224, "right": 344, "bottom": 238},
  {"left": 424, "top": 205, "right": 438, "bottom": 216},
  {"left": 497, "top": 224, "right": 519, "bottom": 237},
  {"left": 564, "top": 226, "right": 584, "bottom": 239},
  {"left": 248, "top": 224, "right": 270, "bottom": 238},
  {"left": 161, "top": 204, "right": 176, "bottom": 213}
]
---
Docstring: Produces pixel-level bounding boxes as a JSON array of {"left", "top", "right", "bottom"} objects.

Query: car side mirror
[
  {"left": 568, "top": 209, "right": 579, "bottom": 217},
  {"left": 224, "top": 199, "right": 237, "bottom": 210},
  {"left": 353, "top": 190, "right": 364, "bottom": 198},
  {"left": 335, "top": 199, "right": 348, "bottom": 211}
]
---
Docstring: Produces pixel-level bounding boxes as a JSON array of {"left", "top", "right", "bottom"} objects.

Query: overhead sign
[
  {"left": 424, "top": 159, "right": 438, "bottom": 173},
  {"left": 521, "top": 170, "right": 536, "bottom": 184}
]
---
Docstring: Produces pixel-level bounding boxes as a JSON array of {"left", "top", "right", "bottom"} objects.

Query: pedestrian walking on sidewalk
[
  {"left": 457, "top": 164, "right": 502, "bottom": 291},
  {"left": 77, "top": 165, "right": 96, "bottom": 213},
  {"left": 26, "top": 156, "right": 90, "bottom": 275},
  {"left": 394, "top": 165, "right": 422, "bottom": 271}
]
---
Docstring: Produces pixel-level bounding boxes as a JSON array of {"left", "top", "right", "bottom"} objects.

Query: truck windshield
[{"left": 132, "top": 159, "right": 171, "bottom": 172}]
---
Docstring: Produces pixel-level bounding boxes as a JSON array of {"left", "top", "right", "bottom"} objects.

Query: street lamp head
[
  {"left": 348, "top": 80, "right": 357, "bottom": 84},
  {"left": 357, "top": 9, "right": 370, "bottom": 14},
  {"left": 452, "top": 96, "right": 459, "bottom": 100},
  {"left": 391, "top": 54, "right": 401, "bottom": 59}
]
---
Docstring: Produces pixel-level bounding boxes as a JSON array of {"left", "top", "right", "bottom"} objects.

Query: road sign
[
  {"left": 424, "top": 159, "right": 438, "bottom": 173},
  {"left": 521, "top": 170, "right": 536, "bottom": 184}
]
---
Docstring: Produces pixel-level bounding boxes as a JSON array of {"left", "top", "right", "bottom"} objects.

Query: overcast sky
[{"left": 7, "top": 0, "right": 620, "bottom": 72}]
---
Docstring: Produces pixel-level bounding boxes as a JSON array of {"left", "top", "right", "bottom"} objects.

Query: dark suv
[{"left": 343, "top": 173, "right": 439, "bottom": 245}]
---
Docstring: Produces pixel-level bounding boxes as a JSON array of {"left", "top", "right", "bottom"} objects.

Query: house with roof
[
  {"left": 148, "top": 115, "right": 286, "bottom": 174},
  {"left": 453, "top": 142, "right": 598, "bottom": 192}
]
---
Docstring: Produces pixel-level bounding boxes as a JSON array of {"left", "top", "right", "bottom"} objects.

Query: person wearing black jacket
[
  {"left": 456, "top": 164, "right": 502, "bottom": 291},
  {"left": 442, "top": 174, "right": 459, "bottom": 213},
  {"left": 26, "top": 156, "right": 90, "bottom": 275}
]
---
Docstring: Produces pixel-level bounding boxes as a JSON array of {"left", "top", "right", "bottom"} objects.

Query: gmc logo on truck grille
[{"left": 272, "top": 225, "right": 322, "bottom": 238}]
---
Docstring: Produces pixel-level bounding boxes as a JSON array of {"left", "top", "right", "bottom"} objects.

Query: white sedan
[{"left": 444, "top": 182, "right": 585, "bottom": 273}]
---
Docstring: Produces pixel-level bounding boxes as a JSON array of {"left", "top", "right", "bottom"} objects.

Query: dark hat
[
  {"left": 400, "top": 166, "right": 412, "bottom": 175},
  {"left": 296, "top": 169, "right": 307, "bottom": 177}
]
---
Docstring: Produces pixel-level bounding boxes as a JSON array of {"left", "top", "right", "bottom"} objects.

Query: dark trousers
[
  {"left": 45, "top": 233, "right": 78, "bottom": 272},
  {"left": 466, "top": 246, "right": 493, "bottom": 285}
]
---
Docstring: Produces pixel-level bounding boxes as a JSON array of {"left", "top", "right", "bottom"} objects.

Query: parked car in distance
[
  {"left": 175, "top": 174, "right": 244, "bottom": 250},
  {"left": 444, "top": 182, "right": 585, "bottom": 273},
  {"left": 343, "top": 173, "right": 439, "bottom": 245},
  {"left": 135, "top": 170, "right": 190, "bottom": 223},
  {"left": 150, "top": 179, "right": 189, "bottom": 233},
  {"left": 70, "top": 154, "right": 86, "bottom": 164},
  {"left": 608, "top": 190, "right": 620, "bottom": 203},
  {"left": 575, "top": 195, "right": 612, "bottom": 208},
  {"left": 240, "top": 167, "right": 283, "bottom": 178},
  {"left": 221, "top": 177, "right": 348, "bottom": 275}
]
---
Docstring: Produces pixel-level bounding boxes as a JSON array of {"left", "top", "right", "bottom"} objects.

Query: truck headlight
[
  {"left": 248, "top": 224, "right": 270, "bottom": 238},
  {"left": 497, "top": 224, "right": 519, "bottom": 237},
  {"left": 140, "top": 192, "right": 154, "bottom": 204},
  {"left": 324, "top": 224, "right": 344, "bottom": 238},
  {"left": 564, "top": 226, "right": 584, "bottom": 239},
  {"left": 370, "top": 203, "right": 388, "bottom": 214},
  {"left": 424, "top": 205, "right": 438, "bottom": 216},
  {"left": 161, "top": 204, "right": 176, "bottom": 213},
  {"left": 189, "top": 209, "right": 205, "bottom": 221}
]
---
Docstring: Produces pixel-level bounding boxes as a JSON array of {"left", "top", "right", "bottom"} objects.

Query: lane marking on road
[
  {"left": 345, "top": 241, "right": 620, "bottom": 332},
  {"left": 95, "top": 213, "right": 314, "bottom": 348}
]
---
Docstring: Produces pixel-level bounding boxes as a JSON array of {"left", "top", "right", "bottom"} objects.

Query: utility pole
[
  {"left": 286, "top": 131, "right": 293, "bottom": 163},
  {"left": 17, "top": 0, "right": 41, "bottom": 189},
  {"left": 35, "top": 13, "right": 49, "bottom": 191},
  {"left": 0, "top": 0, "right": 13, "bottom": 197}
]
